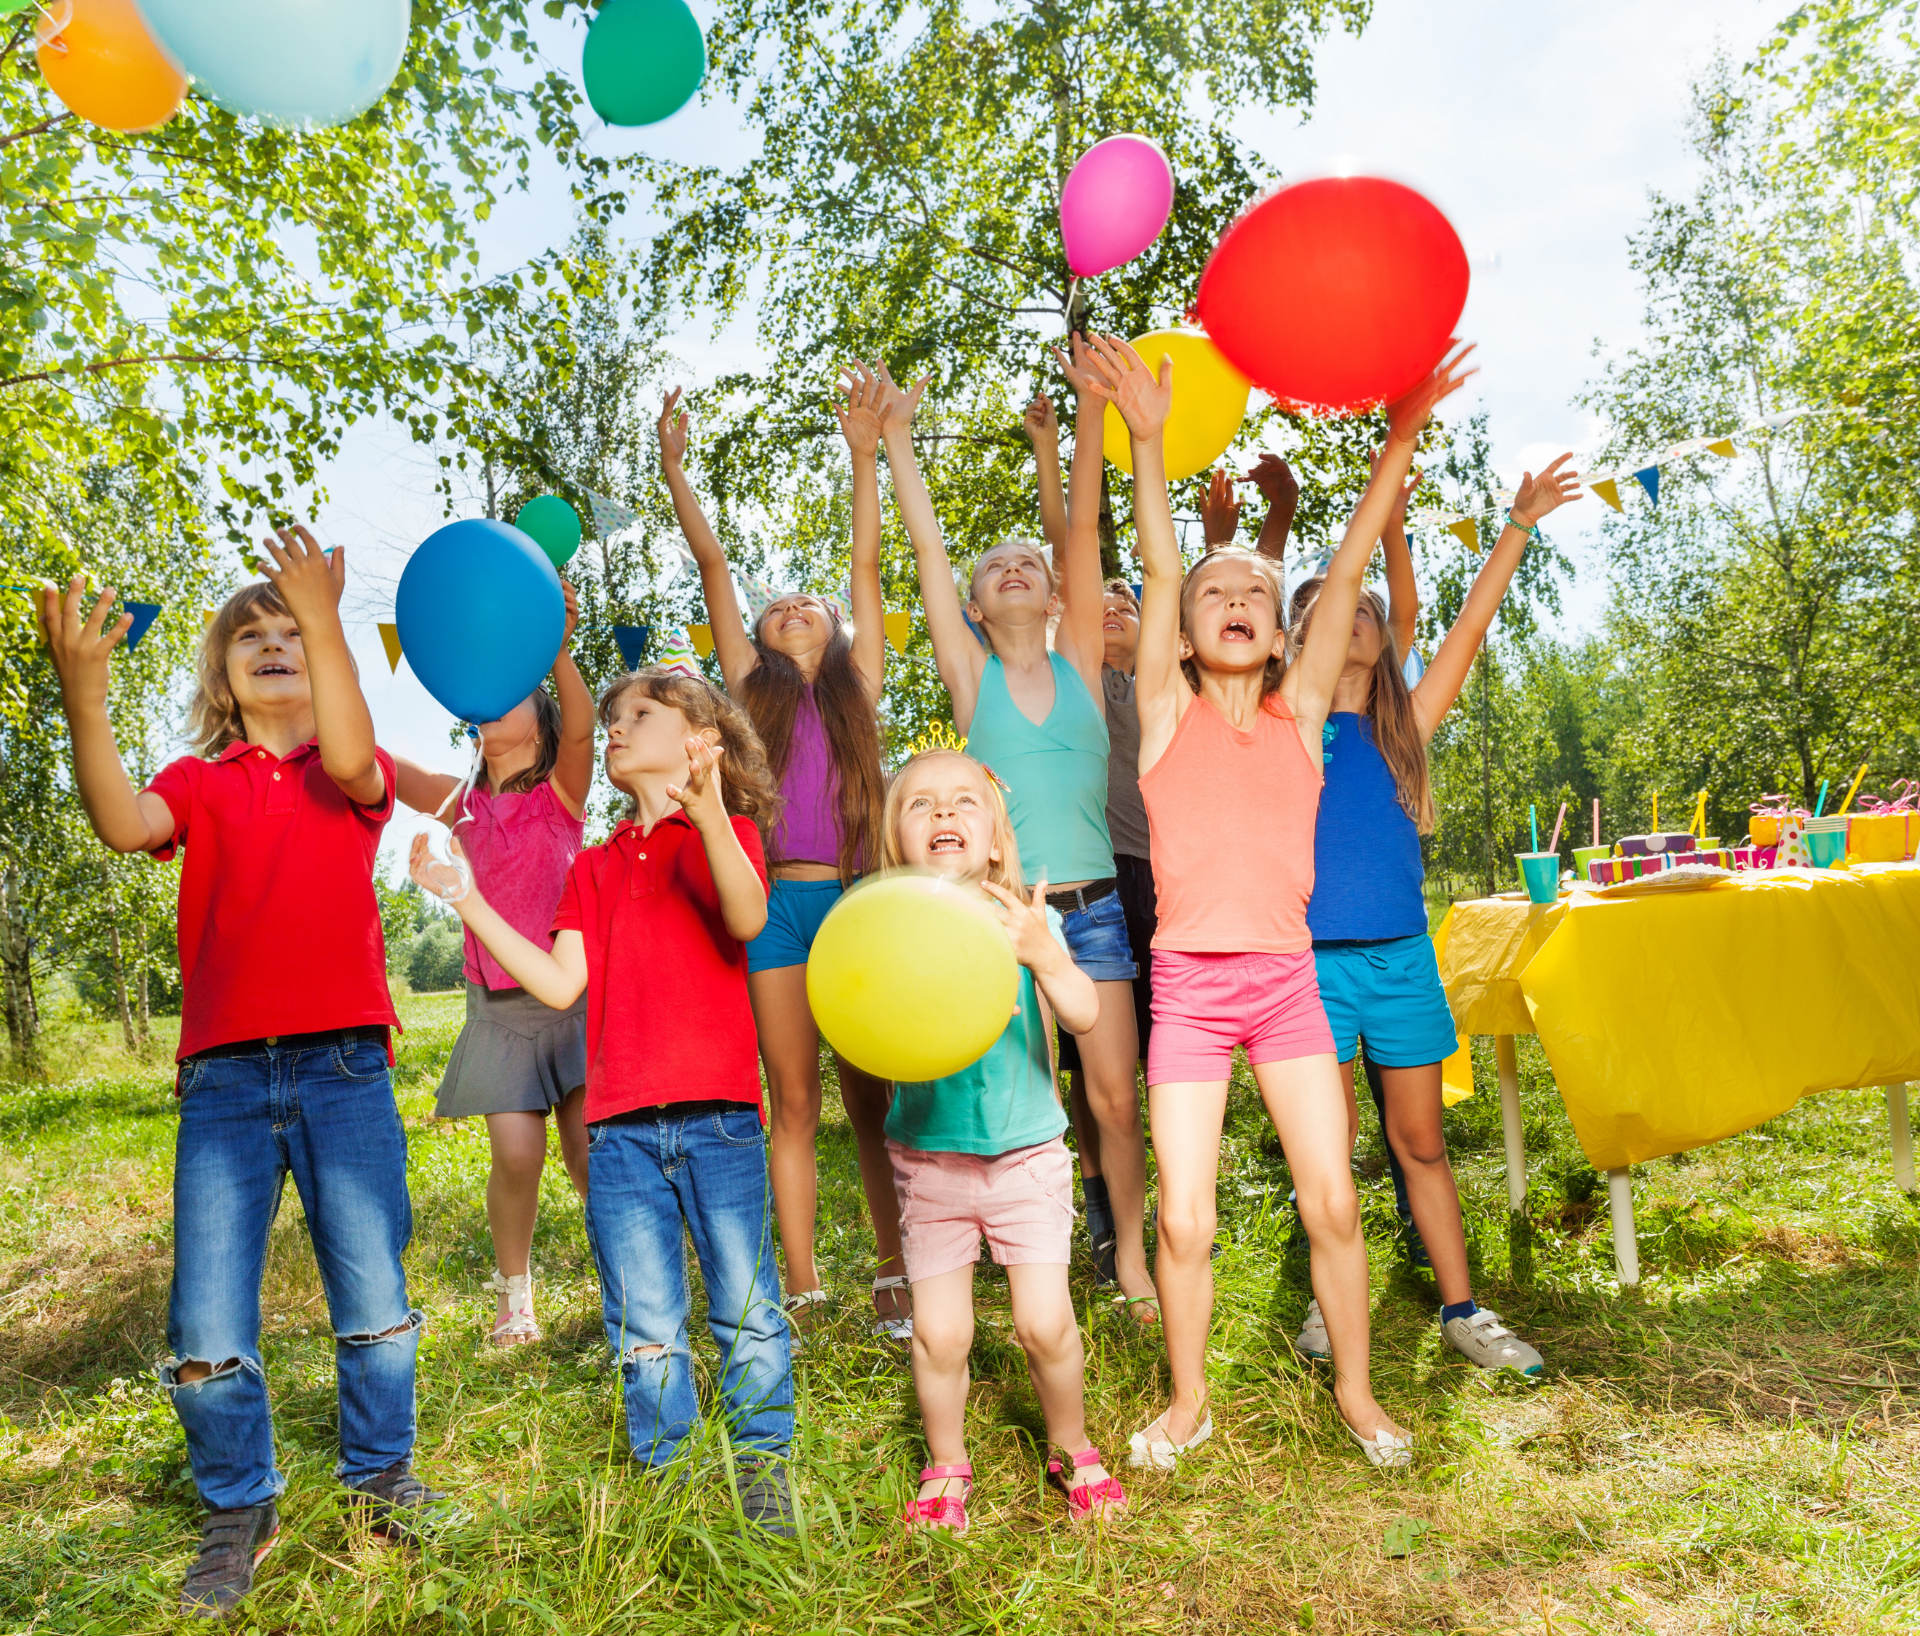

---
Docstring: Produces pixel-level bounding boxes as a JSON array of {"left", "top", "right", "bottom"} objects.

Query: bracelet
[{"left": 1506, "top": 509, "right": 1541, "bottom": 541}]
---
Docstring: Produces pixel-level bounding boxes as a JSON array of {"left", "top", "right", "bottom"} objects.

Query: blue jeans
[
  {"left": 163, "top": 1034, "right": 421, "bottom": 1510},
  {"left": 585, "top": 1106, "right": 793, "bottom": 1467}
]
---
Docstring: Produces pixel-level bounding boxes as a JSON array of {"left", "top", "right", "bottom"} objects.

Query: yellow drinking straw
[
  {"left": 1689, "top": 788, "right": 1708, "bottom": 839},
  {"left": 1651, "top": 790, "right": 1659, "bottom": 831},
  {"left": 1837, "top": 761, "right": 1869, "bottom": 815}
]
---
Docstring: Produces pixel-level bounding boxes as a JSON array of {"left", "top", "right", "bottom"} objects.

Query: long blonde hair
[
  {"left": 1288, "top": 577, "right": 1435, "bottom": 833},
  {"left": 880, "top": 750, "right": 1027, "bottom": 896},
  {"left": 186, "top": 583, "right": 294, "bottom": 756}
]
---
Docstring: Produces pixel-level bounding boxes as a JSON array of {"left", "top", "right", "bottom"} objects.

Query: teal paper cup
[
  {"left": 1516, "top": 851, "right": 1560, "bottom": 904},
  {"left": 1803, "top": 815, "right": 1848, "bottom": 868}
]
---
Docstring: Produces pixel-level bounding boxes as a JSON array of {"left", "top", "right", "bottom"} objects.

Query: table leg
[
  {"left": 1888, "top": 1085, "right": 1917, "bottom": 1196},
  {"left": 1607, "top": 1166, "right": 1639, "bottom": 1287},
  {"left": 1496, "top": 1035, "right": 1525, "bottom": 1213}
]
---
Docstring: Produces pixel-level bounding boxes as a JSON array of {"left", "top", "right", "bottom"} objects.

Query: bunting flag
[
  {"left": 1445, "top": 518, "right": 1479, "bottom": 553},
  {"left": 1707, "top": 438, "right": 1736, "bottom": 457},
  {"left": 377, "top": 622, "right": 403, "bottom": 673},
  {"left": 203, "top": 608, "right": 217, "bottom": 627},
  {"left": 688, "top": 623, "right": 715, "bottom": 658},
  {"left": 123, "top": 602, "right": 161, "bottom": 649},
  {"left": 612, "top": 623, "right": 650, "bottom": 670},
  {"left": 586, "top": 489, "right": 642, "bottom": 539},
  {"left": 652, "top": 625, "right": 703, "bottom": 679},
  {"left": 883, "top": 610, "right": 912, "bottom": 655},
  {"left": 1633, "top": 465, "right": 1660, "bottom": 505},
  {"left": 1590, "top": 477, "right": 1623, "bottom": 512}
]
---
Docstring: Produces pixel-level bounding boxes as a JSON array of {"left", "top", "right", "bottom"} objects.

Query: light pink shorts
[
  {"left": 888, "top": 1137, "right": 1076, "bottom": 1284},
  {"left": 1147, "top": 949, "right": 1336, "bottom": 1084}
]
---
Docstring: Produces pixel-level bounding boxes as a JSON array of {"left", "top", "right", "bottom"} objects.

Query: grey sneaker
[
  {"left": 735, "top": 1461, "right": 797, "bottom": 1539},
  {"left": 1441, "top": 1308, "right": 1544, "bottom": 1378},
  {"left": 1293, "top": 1298, "right": 1331, "bottom": 1362},
  {"left": 179, "top": 1501, "right": 279, "bottom": 1618},
  {"left": 346, "top": 1463, "right": 460, "bottom": 1544}
]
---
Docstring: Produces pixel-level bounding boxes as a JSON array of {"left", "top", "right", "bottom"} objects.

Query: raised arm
[
  {"left": 1247, "top": 454, "right": 1300, "bottom": 562},
  {"left": 550, "top": 578, "right": 596, "bottom": 816},
  {"left": 670, "top": 739, "right": 769, "bottom": 943},
  {"left": 1413, "top": 453, "right": 1577, "bottom": 737},
  {"left": 835, "top": 362, "right": 889, "bottom": 704},
  {"left": 261, "top": 526, "right": 384, "bottom": 807},
  {"left": 1046, "top": 339, "right": 1109, "bottom": 697},
  {"left": 1376, "top": 454, "right": 1422, "bottom": 656},
  {"left": 39, "top": 578, "right": 177, "bottom": 853},
  {"left": 1080, "top": 334, "right": 1182, "bottom": 774},
  {"left": 658, "top": 389, "right": 759, "bottom": 694},
  {"left": 413, "top": 834, "right": 588, "bottom": 1008},
  {"left": 878, "top": 367, "right": 987, "bottom": 728},
  {"left": 981, "top": 879, "right": 1099, "bottom": 1036},
  {"left": 392, "top": 757, "right": 461, "bottom": 816},
  {"left": 1024, "top": 393, "right": 1067, "bottom": 554},
  {"left": 1199, "top": 467, "right": 1242, "bottom": 547},
  {"left": 1283, "top": 345, "right": 1477, "bottom": 739}
]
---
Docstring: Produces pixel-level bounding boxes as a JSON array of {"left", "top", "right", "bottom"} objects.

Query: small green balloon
[
  {"left": 581, "top": 0, "right": 706, "bottom": 128},
  {"left": 0, "top": 0, "right": 37, "bottom": 13},
  {"left": 513, "top": 496, "right": 583, "bottom": 569}
]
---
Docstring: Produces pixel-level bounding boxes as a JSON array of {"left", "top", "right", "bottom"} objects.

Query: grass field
[{"left": 1, "top": 993, "right": 1916, "bottom": 1634}]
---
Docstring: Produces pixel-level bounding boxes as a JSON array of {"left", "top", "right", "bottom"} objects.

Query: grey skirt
[{"left": 434, "top": 981, "right": 588, "bottom": 1119}]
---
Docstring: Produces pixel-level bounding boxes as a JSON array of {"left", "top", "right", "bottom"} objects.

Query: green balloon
[
  {"left": 581, "top": 0, "right": 705, "bottom": 128},
  {"left": 513, "top": 496, "right": 583, "bottom": 569},
  {"left": 0, "top": 0, "right": 37, "bottom": 13}
]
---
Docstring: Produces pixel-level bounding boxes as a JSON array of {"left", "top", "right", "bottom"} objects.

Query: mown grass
[{"left": 1, "top": 995, "right": 1916, "bottom": 1633}]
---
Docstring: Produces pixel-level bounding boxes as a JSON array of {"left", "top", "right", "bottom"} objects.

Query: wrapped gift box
[
  {"left": 1848, "top": 812, "right": 1912, "bottom": 862},
  {"left": 1588, "top": 854, "right": 1675, "bottom": 885},
  {"left": 1731, "top": 845, "right": 1780, "bottom": 870},
  {"left": 1616, "top": 832, "right": 1696, "bottom": 858}
]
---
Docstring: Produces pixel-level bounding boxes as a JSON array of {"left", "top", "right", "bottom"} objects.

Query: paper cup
[
  {"left": 1573, "top": 844, "right": 1609, "bottom": 879},
  {"left": 1515, "top": 852, "right": 1560, "bottom": 905},
  {"left": 1803, "top": 814, "right": 1848, "bottom": 869}
]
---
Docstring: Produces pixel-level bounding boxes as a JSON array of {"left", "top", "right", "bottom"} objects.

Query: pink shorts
[
  {"left": 1147, "top": 949, "right": 1335, "bottom": 1084},
  {"left": 888, "top": 1137, "right": 1075, "bottom": 1283}
]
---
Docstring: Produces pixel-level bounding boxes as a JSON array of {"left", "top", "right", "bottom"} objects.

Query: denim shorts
[
  {"left": 746, "top": 877, "right": 844, "bottom": 974},
  {"left": 1053, "top": 884, "right": 1138, "bottom": 983},
  {"left": 1313, "top": 935, "right": 1459, "bottom": 1069}
]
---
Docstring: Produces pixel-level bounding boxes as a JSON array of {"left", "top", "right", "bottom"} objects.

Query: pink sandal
[
  {"left": 903, "top": 1463, "right": 972, "bottom": 1535},
  {"left": 1046, "top": 1446, "right": 1127, "bottom": 1524}
]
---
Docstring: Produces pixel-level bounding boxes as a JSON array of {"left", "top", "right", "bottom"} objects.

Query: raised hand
[
  {"left": 258, "top": 524, "right": 343, "bottom": 627},
  {"left": 1086, "top": 331, "right": 1172, "bottom": 442},
  {"left": 1022, "top": 392, "right": 1059, "bottom": 448},
  {"left": 561, "top": 578, "right": 580, "bottom": 646},
  {"left": 1386, "top": 340, "right": 1478, "bottom": 447},
  {"left": 1245, "top": 453, "right": 1300, "bottom": 510},
  {"left": 1199, "top": 467, "right": 1241, "bottom": 546},
  {"left": 666, "top": 735, "right": 729, "bottom": 829},
  {"left": 657, "top": 388, "right": 690, "bottom": 468},
  {"left": 835, "top": 361, "right": 885, "bottom": 458},
  {"left": 980, "top": 877, "right": 1066, "bottom": 975},
  {"left": 876, "top": 364, "right": 929, "bottom": 441},
  {"left": 39, "top": 575, "right": 132, "bottom": 706},
  {"left": 1511, "top": 453, "right": 1580, "bottom": 529},
  {"left": 1050, "top": 331, "right": 1114, "bottom": 405},
  {"left": 409, "top": 828, "right": 473, "bottom": 906}
]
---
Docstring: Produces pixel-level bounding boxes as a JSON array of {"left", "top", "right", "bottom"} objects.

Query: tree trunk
[
  {"left": 1097, "top": 467, "right": 1121, "bottom": 580},
  {"left": 137, "top": 917, "right": 151, "bottom": 1045},
  {"left": 2, "top": 865, "right": 39, "bottom": 1073},
  {"left": 107, "top": 920, "right": 137, "bottom": 1054},
  {"left": 1478, "top": 649, "right": 1495, "bottom": 899}
]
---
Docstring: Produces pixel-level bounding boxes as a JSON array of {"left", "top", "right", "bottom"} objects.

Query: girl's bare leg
[
  {"left": 1141, "top": 1078, "right": 1231, "bottom": 1444},
  {"left": 1005, "top": 1263, "right": 1114, "bottom": 1489},
  {"left": 834, "top": 1054, "right": 910, "bottom": 1323},
  {"left": 1377, "top": 1062, "right": 1472, "bottom": 1308},
  {"left": 908, "top": 1266, "right": 974, "bottom": 1502},
  {"left": 483, "top": 1110, "right": 548, "bottom": 1326},
  {"left": 749, "top": 966, "right": 826, "bottom": 1298},
  {"left": 1079, "top": 980, "right": 1154, "bottom": 1317},
  {"left": 554, "top": 1084, "right": 590, "bottom": 1200}
]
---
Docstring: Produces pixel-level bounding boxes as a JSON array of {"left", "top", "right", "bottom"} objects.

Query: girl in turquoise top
[
  {"left": 880, "top": 750, "right": 1124, "bottom": 1535},
  {"left": 880, "top": 353, "right": 1158, "bottom": 1325}
]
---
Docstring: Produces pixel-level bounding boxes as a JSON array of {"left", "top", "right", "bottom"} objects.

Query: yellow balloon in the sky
[
  {"left": 1103, "top": 329, "right": 1253, "bottom": 482},
  {"left": 806, "top": 872, "right": 1018, "bottom": 1083}
]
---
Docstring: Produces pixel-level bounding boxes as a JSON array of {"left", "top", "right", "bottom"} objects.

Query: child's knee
[
  {"left": 1156, "top": 1200, "right": 1216, "bottom": 1258},
  {"left": 1012, "top": 1306, "right": 1078, "bottom": 1363},
  {"left": 1296, "top": 1179, "right": 1360, "bottom": 1240},
  {"left": 910, "top": 1309, "right": 973, "bottom": 1366},
  {"left": 1386, "top": 1119, "right": 1449, "bottom": 1170}
]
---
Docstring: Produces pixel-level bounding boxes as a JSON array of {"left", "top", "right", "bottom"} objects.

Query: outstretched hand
[
  {"left": 561, "top": 578, "right": 580, "bottom": 646},
  {"left": 1051, "top": 331, "right": 1113, "bottom": 407},
  {"left": 1245, "top": 453, "right": 1299, "bottom": 509},
  {"left": 876, "top": 364, "right": 929, "bottom": 441},
  {"left": 1511, "top": 453, "right": 1580, "bottom": 529},
  {"left": 39, "top": 575, "right": 132, "bottom": 705},
  {"left": 1084, "top": 332, "right": 1172, "bottom": 442},
  {"left": 979, "top": 877, "right": 1062, "bottom": 975},
  {"left": 835, "top": 361, "right": 885, "bottom": 458},
  {"left": 657, "top": 388, "right": 690, "bottom": 467},
  {"left": 1385, "top": 340, "right": 1478, "bottom": 447},
  {"left": 1199, "top": 468, "right": 1241, "bottom": 546},
  {"left": 666, "top": 735, "right": 729, "bottom": 829},
  {"left": 258, "top": 524, "right": 344, "bottom": 628},
  {"left": 1022, "top": 392, "right": 1059, "bottom": 448}
]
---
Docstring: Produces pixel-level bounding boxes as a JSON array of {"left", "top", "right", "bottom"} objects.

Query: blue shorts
[
  {"left": 1054, "top": 883, "right": 1138, "bottom": 983},
  {"left": 1312, "top": 935, "right": 1457, "bottom": 1068},
  {"left": 746, "top": 877, "right": 844, "bottom": 973}
]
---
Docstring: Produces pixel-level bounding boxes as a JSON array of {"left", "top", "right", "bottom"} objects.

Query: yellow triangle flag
[
  {"left": 1445, "top": 518, "right": 1478, "bottom": 553},
  {"left": 688, "top": 623, "right": 715, "bottom": 658},
  {"left": 1706, "top": 437, "right": 1735, "bottom": 457},
  {"left": 377, "top": 622, "right": 403, "bottom": 673},
  {"left": 202, "top": 608, "right": 217, "bottom": 628},
  {"left": 883, "top": 610, "right": 912, "bottom": 655},
  {"left": 1591, "top": 478, "right": 1623, "bottom": 512}
]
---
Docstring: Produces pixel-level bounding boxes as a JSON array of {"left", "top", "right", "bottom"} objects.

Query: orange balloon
[{"left": 37, "top": 0, "right": 186, "bottom": 133}]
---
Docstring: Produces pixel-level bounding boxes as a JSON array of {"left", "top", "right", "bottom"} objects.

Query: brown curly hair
[
  {"left": 187, "top": 582, "right": 366, "bottom": 756},
  {"left": 597, "top": 668, "right": 784, "bottom": 828}
]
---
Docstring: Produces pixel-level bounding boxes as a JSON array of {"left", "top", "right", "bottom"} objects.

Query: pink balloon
[{"left": 1059, "top": 134, "right": 1174, "bottom": 279}]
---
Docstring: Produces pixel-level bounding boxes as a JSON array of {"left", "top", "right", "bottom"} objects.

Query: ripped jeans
[
  {"left": 585, "top": 1106, "right": 792, "bottom": 1467},
  {"left": 165, "top": 1032, "right": 420, "bottom": 1510}
]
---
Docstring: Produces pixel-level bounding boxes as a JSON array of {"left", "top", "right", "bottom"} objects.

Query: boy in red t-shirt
[
  {"left": 41, "top": 528, "right": 441, "bottom": 1617},
  {"left": 415, "top": 666, "right": 797, "bottom": 1534}
]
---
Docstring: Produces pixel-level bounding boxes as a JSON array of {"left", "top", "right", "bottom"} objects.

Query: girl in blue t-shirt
[
  {"left": 879, "top": 750, "right": 1125, "bottom": 1534},
  {"left": 1288, "top": 452, "right": 1578, "bottom": 1380}
]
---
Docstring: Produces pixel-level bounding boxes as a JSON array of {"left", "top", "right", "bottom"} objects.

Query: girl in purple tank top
[
  {"left": 394, "top": 581, "right": 594, "bottom": 1346},
  {"left": 659, "top": 366, "right": 908, "bottom": 1341}
]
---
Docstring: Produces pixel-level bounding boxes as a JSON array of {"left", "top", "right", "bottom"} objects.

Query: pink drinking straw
[
  {"left": 1547, "top": 802, "right": 1567, "bottom": 856},
  {"left": 1592, "top": 799, "right": 1600, "bottom": 846}
]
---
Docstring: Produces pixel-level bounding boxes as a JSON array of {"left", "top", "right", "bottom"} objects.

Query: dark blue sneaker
[{"left": 179, "top": 1501, "right": 278, "bottom": 1618}]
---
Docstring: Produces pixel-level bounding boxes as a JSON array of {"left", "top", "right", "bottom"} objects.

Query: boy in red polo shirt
[
  {"left": 42, "top": 528, "right": 443, "bottom": 1617},
  {"left": 414, "top": 664, "right": 798, "bottom": 1534}
]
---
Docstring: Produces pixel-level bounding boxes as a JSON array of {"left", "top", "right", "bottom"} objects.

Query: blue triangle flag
[
  {"left": 1633, "top": 465, "right": 1660, "bottom": 505},
  {"left": 613, "top": 624, "right": 650, "bottom": 670},
  {"left": 124, "top": 602, "right": 162, "bottom": 650}
]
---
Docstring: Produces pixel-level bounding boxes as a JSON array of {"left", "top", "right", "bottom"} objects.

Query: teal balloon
[
  {"left": 132, "top": 0, "right": 409, "bottom": 128},
  {"left": 514, "top": 496, "right": 584, "bottom": 569},
  {"left": 582, "top": 0, "right": 705, "bottom": 128}
]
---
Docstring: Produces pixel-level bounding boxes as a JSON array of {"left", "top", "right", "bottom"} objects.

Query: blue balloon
[
  {"left": 396, "top": 520, "right": 565, "bottom": 725},
  {"left": 133, "top": 0, "right": 409, "bottom": 128}
]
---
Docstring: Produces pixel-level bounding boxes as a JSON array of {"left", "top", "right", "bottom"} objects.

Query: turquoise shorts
[
  {"left": 746, "top": 877, "right": 844, "bottom": 974},
  {"left": 1312, "top": 935, "right": 1458, "bottom": 1069}
]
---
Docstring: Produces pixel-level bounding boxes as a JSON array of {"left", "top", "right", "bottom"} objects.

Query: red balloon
[{"left": 1195, "top": 176, "right": 1469, "bottom": 412}]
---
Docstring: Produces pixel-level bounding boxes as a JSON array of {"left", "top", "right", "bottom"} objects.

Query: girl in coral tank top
[{"left": 1082, "top": 331, "right": 1476, "bottom": 1474}]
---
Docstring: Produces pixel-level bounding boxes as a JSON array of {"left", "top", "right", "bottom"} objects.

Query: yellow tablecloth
[{"left": 1431, "top": 865, "right": 1920, "bottom": 1170}]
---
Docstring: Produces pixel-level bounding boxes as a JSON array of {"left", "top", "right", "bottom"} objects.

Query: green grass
[{"left": 1, "top": 995, "right": 1916, "bottom": 1633}]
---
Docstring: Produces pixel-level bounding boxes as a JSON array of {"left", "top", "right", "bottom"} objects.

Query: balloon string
[
  {"left": 33, "top": 0, "right": 73, "bottom": 51},
  {"left": 433, "top": 731, "right": 483, "bottom": 831},
  {"left": 1064, "top": 277, "right": 1081, "bottom": 337}
]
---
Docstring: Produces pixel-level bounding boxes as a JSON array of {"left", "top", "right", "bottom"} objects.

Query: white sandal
[
  {"left": 781, "top": 1287, "right": 831, "bottom": 1332},
  {"left": 1346, "top": 1421, "right": 1414, "bottom": 1469},
  {"left": 870, "top": 1276, "right": 913, "bottom": 1343},
  {"left": 1127, "top": 1410, "right": 1212, "bottom": 1470},
  {"left": 486, "top": 1270, "right": 541, "bottom": 1346}
]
